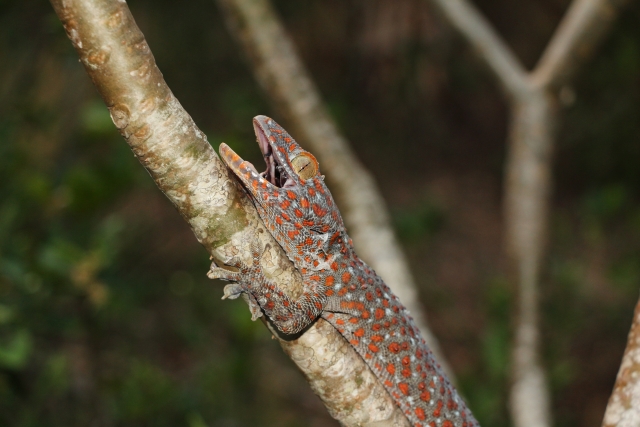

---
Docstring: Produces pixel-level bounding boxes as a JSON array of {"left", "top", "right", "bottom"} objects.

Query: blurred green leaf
[
  {"left": 81, "top": 100, "right": 116, "bottom": 135},
  {"left": 0, "top": 330, "right": 32, "bottom": 369}
]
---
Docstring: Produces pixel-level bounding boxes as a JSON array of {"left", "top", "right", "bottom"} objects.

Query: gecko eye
[{"left": 290, "top": 152, "right": 319, "bottom": 180}]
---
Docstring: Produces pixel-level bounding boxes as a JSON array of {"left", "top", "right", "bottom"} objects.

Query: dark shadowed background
[{"left": 1, "top": 0, "right": 639, "bottom": 426}]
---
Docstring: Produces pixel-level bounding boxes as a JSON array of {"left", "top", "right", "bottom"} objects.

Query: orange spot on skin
[
  {"left": 287, "top": 230, "right": 298, "bottom": 239},
  {"left": 442, "top": 421, "right": 453, "bottom": 427},
  {"left": 281, "top": 212, "right": 291, "bottom": 222},
  {"left": 312, "top": 204, "right": 327, "bottom": 217},
  {"left": 375, "top": 308, "right": 385, "bottom": 320},
  {"left": 349, "top": 317, "right": 358, "bottom": 324},
  {"left": 325, "top": 276, "right": 335, "bottom": 287},
  {"left": 342, "top": 272, "right": 352, "bottom": 283},
  {"left": 308, "top": 188, "right": 316, "bottom": 196},
  {"left": 384, "top": 380, "right": 393, "bottom": 388},
  {"left": 364, "top": 353, "right": 372, "bottom": 359},
  {"left": 365, "top": 292, "right": 373, "bottom": 301},
  {"left": 330, "top": 262, "right": 338, "bottom": 271},
  {"left": 294, "top": 209, "right": 303, "bottom": 218},
  {"left": 294, "top": 222, "right": 302, "bottom": 229},
  {"left": 361, "top": 311, "right": 370, "bottom": 319},
  {"left": 338, "top": 288, "right": 348, "bottom": 296},
  {"left": 325, "top": 289, "right": 334, "bottom": 296},
  {"left": 386, "top": 364, "right": 395, "bottom": 375},
  {"left": 402, "top": 356, "right": 410, "bottom": 366},
  {"left": 280, "top": 200, "right": 291, "bottom": 209},
  {"left": 354, "top": 328, "right": 364, "bottom": 337},
  {"left": 309, "top": 275, "right": 320, "bottom": 282},
  {"left": 336, "top": 319, "right": 344, "bottom": 326},
  {"left": 420, "top": 391, "right": 431, "bottom": 402},
  {"left": 300, "top": 198, "right": 309, "bottom": 208},
  {"left": 303, "top": 220, "right": 315, "bottom": 227},
  {"left": 371, "top": 335, "right": 383, "bottom": 342},
  {"left": 388, "top": 342, "right": 400, "bottom": 353},
  {"left": 286, "top": 191, "right": 296, "bottom": 200},
  {"left": 433, "top": 400, "right": 443, "bottom": 417},
  {"left": 314, "top": 301, "right": 322, "bottom": 310},
  {"left": 398, "top": 383, "right": 409, "bottom": 396},
  {"left": 382, "top": 299, "right": 389, "bottom": 307},
  {"left": 372, "top": 324, "right": 381, "bottom": 331},
  {"left": 350, "top": 339, "right": 359, "bottom": 346},
  {"left": 368, "top": 343, "right": 379, "bottom": 353},
  {"left": 402, "top": 369, "right": 411, "bottom": 378},
  {"left": 415, "top": 408, "right": 426, "bottom": 421},
  {"left": 289, "top": 143, "right": 296, "bottom": 152}
]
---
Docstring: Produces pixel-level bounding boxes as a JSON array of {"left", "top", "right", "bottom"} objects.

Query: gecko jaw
[{"left": 253, "top": 117, "right": 297, "bottom": 189}]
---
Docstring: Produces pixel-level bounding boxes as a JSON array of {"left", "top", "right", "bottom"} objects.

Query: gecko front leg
[
  {"left": 208, "top": 253, "right": 263, "bottom": 321},
  {"left": 208, "top": 239, "right": 326, "bottom": 334}
]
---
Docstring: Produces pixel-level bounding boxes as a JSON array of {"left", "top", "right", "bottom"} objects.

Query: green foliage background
[{"left": 0, "top": 0, "right": 639, "bottom": 426}]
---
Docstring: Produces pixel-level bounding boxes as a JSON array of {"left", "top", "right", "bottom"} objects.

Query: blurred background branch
[
  {"left": 426, "top": 0, "right": 632, "bottom": 426},
  {"left": 215, "top": 0, "right": 453, "bottom": 379}
]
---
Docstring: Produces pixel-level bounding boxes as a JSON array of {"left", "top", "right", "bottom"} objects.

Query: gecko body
[{"left": 209, "top": 116, "right": 479, "bottom": 427}]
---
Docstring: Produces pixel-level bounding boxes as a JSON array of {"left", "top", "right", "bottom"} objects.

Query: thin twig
[
  {"left": 48, "top": 1, "right": 411, "bottom": 425},
  {"left": 216, "top": 0, "right": 454, "bottom": 380},
  {"left": 532, "top": 0, "right": 632, "bottom": 90},
  {"left": 602, "top": 296, "right": 640, "bottom": 427},
  {"left": 427, "top": 0, "right": 529, "bottom": 98}
]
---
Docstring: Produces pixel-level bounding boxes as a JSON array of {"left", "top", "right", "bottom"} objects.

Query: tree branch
[
  {"left": 49, "top": 0, "right": 410, "bottom": 425},
  {"left": 602, "top": 296, "right": 640, "bottom": 427},
  {"left": 427, "top": 0, "right": 529, "bottom": 98},
  {"left": 532, "top": 0, "right": 632, "bottom": 90},
  {"left": 215, "top": 0, "right": 454, "bottom": 379},
  {"left": 504, "top": 93, "right": 557, "bottom": 427}
]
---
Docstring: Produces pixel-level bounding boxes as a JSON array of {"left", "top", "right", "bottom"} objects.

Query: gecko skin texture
[{"left": 209, "top": 116, "right": 480, "bottom": 427}]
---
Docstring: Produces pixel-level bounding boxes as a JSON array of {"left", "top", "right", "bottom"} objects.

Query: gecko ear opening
[{"left": 290, "top": 152, "right": 319, "bottom": 180}]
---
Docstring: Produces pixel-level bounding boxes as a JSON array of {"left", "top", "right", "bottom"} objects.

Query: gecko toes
[{"left": 222, "top": 283, "right": 246, "bottom": 300}]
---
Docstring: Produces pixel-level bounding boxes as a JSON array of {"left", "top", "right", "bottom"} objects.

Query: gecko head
[
  {"left": 219, "top": 116, "right": 325, "bottom": 201},
  {"left": 220, "top": 116, "right": 344, "bottom": 256}
]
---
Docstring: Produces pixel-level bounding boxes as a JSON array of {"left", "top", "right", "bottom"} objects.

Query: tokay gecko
[{"left": 208, "top": 116, "right": 479, "bottom": 427}]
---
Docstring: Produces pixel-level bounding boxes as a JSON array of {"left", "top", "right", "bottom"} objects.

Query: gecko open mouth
[{"left": 254, "top": 120, "right": 296, "bottom": 189}]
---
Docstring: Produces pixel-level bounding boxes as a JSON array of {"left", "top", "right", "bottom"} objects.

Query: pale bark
[
  {"left": 425, "top": 0, "right": 632, "bottom": 426},
  {"left": 602, "top": 297, "right": 640, "bottom": 427},
  {"left": 49, "top": 0, "right": 409, "bottom": 425},
  {"left": 215, "top": 0, "right": 453, "bottom": 381}
]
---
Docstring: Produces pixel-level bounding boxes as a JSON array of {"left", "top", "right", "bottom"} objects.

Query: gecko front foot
[
  {"left": 222, "top": 283, "right": 263, "bottom": 321},
  {"left": 207, "top": 243, "right": 268, "bottom": 323}
]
